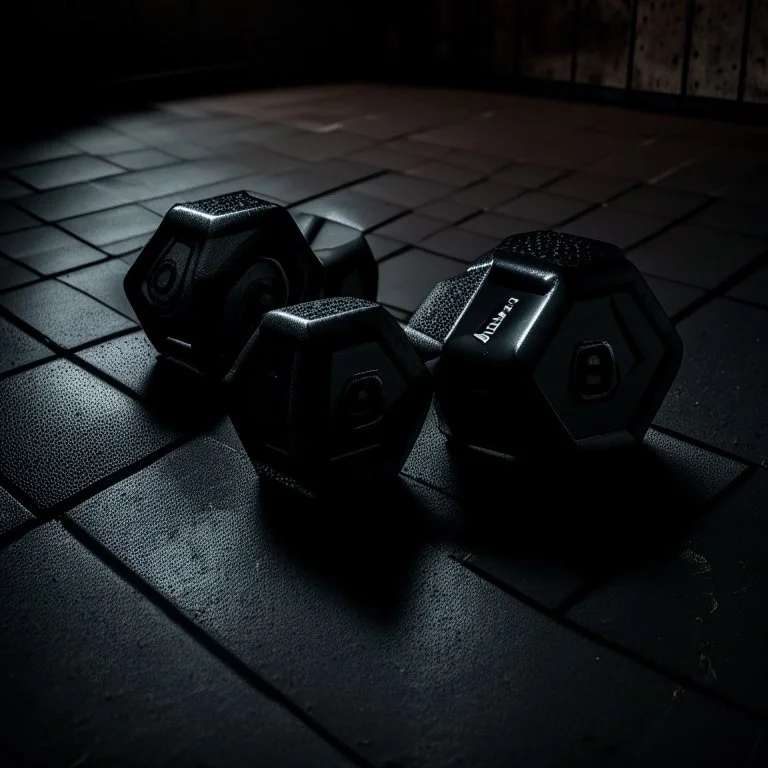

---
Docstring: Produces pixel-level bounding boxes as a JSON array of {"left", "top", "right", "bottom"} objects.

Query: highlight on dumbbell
[
  {"left": 124, "top": 190, "right": 377, "bottom": 378},
  {"left": 225, "top": 230, "right": 683, "bottom": 496}
]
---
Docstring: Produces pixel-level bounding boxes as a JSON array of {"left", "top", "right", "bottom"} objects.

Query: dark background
[{"left": 4, "top": 0, "right": 767, "bottom": 136}]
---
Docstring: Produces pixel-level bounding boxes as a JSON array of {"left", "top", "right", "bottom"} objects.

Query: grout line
[
  {"left": 0, "top": 517, "right": 45, "bottom": 553},
  {"left": 60, "top": 515, "right": 377, "bottom": 768},
  {"left": 669, "top": 248, "right": 768, "bottom": 326},
  {"left": 456, "top": 554, "right": 768, "bottom": 724},
  {"left": 38, "top": 433, "right": 197, "bottom": 522},
  {"left": 553, "top": 465, "right": 761, "bottom": 615},
  {"left": 553, "top": 575, "right": 609, "bottom": 615},
  {"left": 651, "top": 423, "right": 766, "bottom": 470}
]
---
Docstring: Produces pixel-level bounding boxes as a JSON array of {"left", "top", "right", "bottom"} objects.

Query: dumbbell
[
  {"left": 225, "top": 230, "right": 683, "bottom": 497},
  {"left": 124, "top": 190, "right": 377, "bottom": 378}
]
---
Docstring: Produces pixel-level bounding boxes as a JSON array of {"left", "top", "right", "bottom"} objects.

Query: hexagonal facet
[
  {"left": 125, "top": 191, "right": 380, "bottom": 379},
  {"left": 413, "top": 230, "right": 683, "bottom": 457},
  {"left": 226, "top": 298, "right": 432, "bottom": 497}
]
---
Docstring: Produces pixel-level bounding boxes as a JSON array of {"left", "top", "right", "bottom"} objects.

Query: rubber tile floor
[{"left": 0, "top": 83, "right": 767, "bottom": 767}]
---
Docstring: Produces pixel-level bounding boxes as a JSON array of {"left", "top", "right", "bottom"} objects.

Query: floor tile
[
  {"left": 655, "top": 299, "right": 768, "bottom": 464},
  {"left": 442, "top": 150, "right": 510, "bottom": 174},
  {"left": 0, "top": 177, "right": 32, "bottom": 200},
  {"left": 292, "top": 189, "right": 405, "bottom": 232},
  {"left": 0, "top": 316, "right": 54, "bottom": 375},
  {"left": 689, "top": 199, "right": 768, "bottom": 239},
  {"left": 152, "top": 139, "right": 213, "bottom": 160},
  {"left": 341, "top": 113, "right": 437, "bottom": 140},
  {"left": 262, "top": 130, "right": 373, "bottom": 162},
  {"left": 521, "top": 131, "right": 634, "bottom": 170},
  {"left": 493, "top": 163, "right": 564, "bottom": 189},
  {"left": 496, "top": 191, "right": 593, "bottom": 226},
  {"left": 0, "top": 359, "right": 176, "bottom": 510},
  {"left": 460, "top": 212, "right": 543, "bottom": 239},
  {"left": 544, "top": 172, "right": 637, "bottom": 203},
  {"left": 58, "top": 205, "right": 162, "bottom": 247},
  {"left": 75, "top": 330, "right": 228, "bottom": 434},
  {"left": 75, "top": 331, "right": 160, "bottom": 399},
  {"left": 120, "top": 249, "right": 142, "bottom": 267},
  {"left": 100, "top": 158, "right": 253, "bottom": 200},
  {"left": 59, "top": 260, "right": 136, "bottom": 320},
  {"left": 348, "top": 147, "right": 422, "bottom": 171},
  {"left": 404, "top": 409, "right": 747, "bottom": 608},
  {"left": 308, "top": 158, "right": 381, "bottom": 182},
  {"left": 628, "top": 225, "right": 767, "bottom": 289},
  {"left": 10, "top": 156, "right": 125, "bottom": 191},
  {"left": 66, "top": 436, "right": 759, "bottom": 768},
  {"left": 655, "top": 158, "right": 753, "bottom": 195},
  {"left": 353, "top": 173, "right": 452, "bottom": 208},
  {"left": 373, "top": 213, "right": 448, "bottom": 244},
  {"left": 13, "top": 181, "right": 138, "bottom": 222},
  {"left": 0, "top": 202, "right": 38, "bottom": 234},
  {"left": 584, "top": 139, "right": 696, "bottom": 180},
  {"left": 0, "top": 226, "right": 107, "bottom": 275},
  {"left": 246, "top": 170, "right": 347, "bottom": 205},
  {"left": 0, "top": 486, "right": 32, "bottom": 536},
  {"left": 383, "top": 138, "right": 452, "bottom": 159},
  {"left": 727, "top": 263, "right": 768, "bottom": 308},
  {"left": 0, "top": 280, "right": 135, "bottom": 348},
  {"left": 611, "top": 184, "right": 708, "bottom": 219},
  {"left": 557, "top": 207, "right": 673, "bottom": 249},
  {"left": 644, "top": 276, "right": 705, "bottom": 316},
  {"left": 419, "top": 227, "right": 498, "bottom": 262},
  {"left": 363, "top": 234, "right": 407, "bottom": 261},
  {"left": 417, "top": 198, "right": 481, "bottom": 223},
  {"left": 377, "top": 249, "right": 467, "bottom": 310},
  {"left": 718, "top": 171, "right": 768, "bottom": 204},
  {"left": 99, "top": 233, "right": 153, "bottom": 256},
  {"left": 61, "top": 124, "right": 146, "bottom": 154},
  {"left": 0, "top": 524, "right": 353, "bottom": 767},
  {"left": 0, "top": 140, "right": 80, "bottom": 170},
  {"left": 405, "top": 162, "right": 485, "bottom": 188},
  {"left": 450, "top": 179, "right": 524, "bottom": 209},
  {"left": 0, "top": 255, "right": 39, "bottom": 291},
  {"left": 105, "top": 148, "right": 179, "bottom": 171},
  {"left": 568, "top": 466, "right": 768, "bottom": 716}
]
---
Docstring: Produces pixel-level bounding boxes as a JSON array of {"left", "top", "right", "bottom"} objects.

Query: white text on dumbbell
[{"left": 474, "top": 297, "right": 520, "bottom": 343}]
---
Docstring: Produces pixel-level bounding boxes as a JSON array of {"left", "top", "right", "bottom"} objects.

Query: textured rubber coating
[{"left": 494, "top": 230, "right": 623, "bottom": 269}]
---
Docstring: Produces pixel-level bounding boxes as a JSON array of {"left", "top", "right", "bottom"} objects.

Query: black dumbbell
[
  {"left": 124, "top": 190, "right": 377, "bottom": 378},
  {"left": 225, "top": 230, "right": 682, "bottom": 496},
  {"left": 408, "top": 229, "right": 682, "bottom": 457},
  {"left": 225, "top": 298, "right": 432, "bottom": 498}
]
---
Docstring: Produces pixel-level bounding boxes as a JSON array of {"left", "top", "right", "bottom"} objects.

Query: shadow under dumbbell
[
  {"left": 258, "top": 476, "right": 433, "bottom": 624},
  {"left": 445, "top": 439, "right": 701, "bottom": 581},
  {"left": 141, "top": 356, "right": 227, "bottom": 433}
]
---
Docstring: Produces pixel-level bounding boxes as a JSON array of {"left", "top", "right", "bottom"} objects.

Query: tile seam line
[
  {"left": 669, "top": 247, "right": 768, "bottom": 326},
  {"left": 553, "top": 465, "right": 762, "bottom": 614},
  {"left": 59, "top": 514, "right": 377, "bottom": 768},
  {"left": 456, "top": 554, "right": 768, "bottom": 725},
  {"left": 0, "top": 304, "right": 158, "bottom": 410}
]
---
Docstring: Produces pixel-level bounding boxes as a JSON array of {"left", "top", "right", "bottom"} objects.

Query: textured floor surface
[{"left": 0, "top": 83, "right": 767, "bottom": 767}]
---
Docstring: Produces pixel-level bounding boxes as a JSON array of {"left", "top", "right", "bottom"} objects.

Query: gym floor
[{"left": 0, "top": 83, "right": 767, "bottom": 766}]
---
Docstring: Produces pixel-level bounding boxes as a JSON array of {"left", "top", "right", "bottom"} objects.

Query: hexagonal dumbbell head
[
  {"left": 291, "top": 212, "right": 378, "bottom": 300},
  {"left": 408, "top": 230, "right": 683, "bottom": 457},
  {"left": 124, "top": 191, "right": 377, "bottom": 378},
  {"left": 226, "top": 298, "right": 433, "bottom": 498}
]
